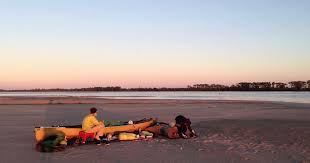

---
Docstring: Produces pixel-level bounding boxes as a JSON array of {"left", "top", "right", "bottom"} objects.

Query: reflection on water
[{"left": 0, "top": 91, "right": 310, "bottom": 104}]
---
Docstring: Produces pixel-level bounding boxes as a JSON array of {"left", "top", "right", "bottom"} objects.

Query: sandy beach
[{"left": 0, "top": 97, "right": 310, "bottom": 163}]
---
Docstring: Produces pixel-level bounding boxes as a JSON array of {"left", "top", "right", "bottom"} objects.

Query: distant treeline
[
  {"left": 188, "top": 80, "right": 310, "bottom": 91},
  {"left": 1, "top": 80, "right": 310, "bottom": 92}
]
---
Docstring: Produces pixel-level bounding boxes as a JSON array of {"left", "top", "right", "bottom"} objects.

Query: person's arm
[
  {"left": 100, "top": 120, "right": 105, "bottom": 127},
  {"left": 91, "top": 116, "right": 100, "bottom": 126},
  {"left": 93, "top": 117, "right": 106, "bottom": 127}
]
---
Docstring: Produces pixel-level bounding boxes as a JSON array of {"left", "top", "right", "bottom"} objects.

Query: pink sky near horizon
[
  {"left": 1, "top": 44, "right": 309, "bottom": 89},
  {"left": 1, "top": 57, "right": 308, "bottom": 89},
  {"left": 1, "top": 45, "right": 310, "bottom": 89}
]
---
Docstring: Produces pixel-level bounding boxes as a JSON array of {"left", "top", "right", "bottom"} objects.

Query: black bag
[{"left": 175, "top": 115, "right": 197, "bottom": 138}]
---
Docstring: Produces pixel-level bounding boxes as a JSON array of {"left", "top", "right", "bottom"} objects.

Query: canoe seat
[{"left": 78, "top": 131, "right": 95, "bottom": 144}]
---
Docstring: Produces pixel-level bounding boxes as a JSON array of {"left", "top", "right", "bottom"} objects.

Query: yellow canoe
[{"left": 34, "top": 118, "right": 156, "bottom": 142}]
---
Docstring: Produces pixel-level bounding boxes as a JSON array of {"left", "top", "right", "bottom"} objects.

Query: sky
[{"left": 1, "top": 0, "right": 310, "bottom": 89}]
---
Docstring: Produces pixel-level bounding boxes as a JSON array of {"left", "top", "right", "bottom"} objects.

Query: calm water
[{"left": 1, "top": 91, "right": 310, "bottom": 104}]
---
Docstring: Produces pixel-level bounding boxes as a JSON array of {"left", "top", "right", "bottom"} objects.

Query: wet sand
[{"left": 0, "top": 97, "right": 310, "bottom": 163}]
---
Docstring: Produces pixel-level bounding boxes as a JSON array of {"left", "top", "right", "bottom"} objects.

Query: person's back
[{"left": 82, "top": 114, "right": 100, "bottom": 131}]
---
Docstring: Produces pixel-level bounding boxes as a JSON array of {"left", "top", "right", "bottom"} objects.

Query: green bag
[{"left": 36, "top": 133, "right": 67, "bottom": 152}]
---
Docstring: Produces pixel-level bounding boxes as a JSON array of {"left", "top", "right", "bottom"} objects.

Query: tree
[
  {"left": 237, "top": 82, "right": 251, "bottom": 90},
  {"left": 272, "top": 82, "right": 275, "bottom": 88},
  {"left": 251, "top": 82, "right": 271, "bottom": 89},
  {"left": 274, "top": 83, "right": 287, "bottom": 89},
  {"left": 307, "top": 80, "right": 310, "bottom": 88},
  {"left": 288, "top": 81, "right": 306, "bottom": 90},
  {"left": 193, "top": 84, "right": 210, "bottom": 89},
  {"left": 263, "top": 82, "right": 272, "bottom": 89}
]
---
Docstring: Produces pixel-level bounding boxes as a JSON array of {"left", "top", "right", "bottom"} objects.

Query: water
[{"left": 1, "top": 91, "right": 310, "bottom": 104}]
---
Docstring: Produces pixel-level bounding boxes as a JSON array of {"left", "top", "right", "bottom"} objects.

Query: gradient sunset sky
[{"left": 1, "top": 0, "right": 310, "bottom": 89}]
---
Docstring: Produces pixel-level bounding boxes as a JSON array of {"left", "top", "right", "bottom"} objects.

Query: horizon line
[{"left": 1, "top": 80, "right": 309, "bottom": 91}]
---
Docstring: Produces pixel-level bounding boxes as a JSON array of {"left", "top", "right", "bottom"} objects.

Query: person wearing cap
[{"left": 82, "top": 107, "right": 105, "bottom": 144}]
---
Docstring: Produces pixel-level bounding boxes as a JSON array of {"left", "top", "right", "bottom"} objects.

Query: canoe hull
[{"left": 34, "top": 119, "right": 155, "bottom": 142}]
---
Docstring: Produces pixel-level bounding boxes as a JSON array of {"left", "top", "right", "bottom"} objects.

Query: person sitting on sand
[
  {"left": 145, "top": 115, "right": 197, "bottom": 139},
  {"left": 82, "top": 107, "right": 105, "bottom": 145}
]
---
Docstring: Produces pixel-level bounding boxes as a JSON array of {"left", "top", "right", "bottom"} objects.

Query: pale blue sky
[{"left": 1, "top": 0, "right": 310, "bottom": 89}]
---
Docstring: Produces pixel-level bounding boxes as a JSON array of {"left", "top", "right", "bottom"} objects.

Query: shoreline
[
  {"left": 1, "top": 96, "right": 309, "bottom": 105},
  {"left": 1, "top": 91, "right": 310, "bottom": 105}
]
